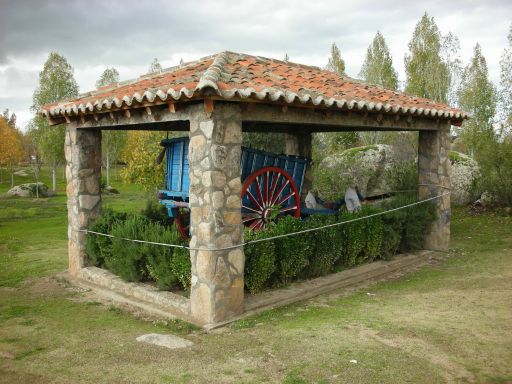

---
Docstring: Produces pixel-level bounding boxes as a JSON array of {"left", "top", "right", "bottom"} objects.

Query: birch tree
[
  {"left": 96, "top": 67, "right": 119, "bottom": 88},
  {"left": 404, "top": 13, "right": 450, "bottom": 103},
  {"left": 324, "top": 42, "right": 358, "bottom": 149},
  {"left": 499, "top": 24, "right": 512, "bottom": 135},
  {"left": 358, "top": 31, "right": 399, "bottom": 145},
  {"left": 359, "top": 31, "right": 398, "bottom": 90},
  {"left": 458, "top": 44, "right": 497, "bottom": 157},
  {"left": 96, "top": 67, "right": 127, "bottom": 186},
  {"left": 148, "top": 58, "right": 162, "bottom": 74},
  {"left": 326, "top": 42, "right": 345, "bottom": 75},
  {"left": 31, "top": 52, "right": 79, "bottom": 192}
]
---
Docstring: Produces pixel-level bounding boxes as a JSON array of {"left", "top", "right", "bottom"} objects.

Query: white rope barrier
[{"left": 77, "top": 191, "right": 450, "bottom": 252}]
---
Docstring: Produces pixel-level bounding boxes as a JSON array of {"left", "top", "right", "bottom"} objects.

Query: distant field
[{"left": 0, "top": 174, "right": 511, "bottom": 383}]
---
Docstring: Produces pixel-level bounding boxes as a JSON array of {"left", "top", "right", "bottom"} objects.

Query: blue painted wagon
[{"left": 158, "top": 137, "right": 310, "bottom": 238}]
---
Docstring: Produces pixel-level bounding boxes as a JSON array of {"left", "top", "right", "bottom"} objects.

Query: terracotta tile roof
[{"left": 41, "top": 51, "right": 467, "bottom": 122}]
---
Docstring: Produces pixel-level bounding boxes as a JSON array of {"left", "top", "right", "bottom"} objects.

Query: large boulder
[
  {"left": 449, "top": 151, "right": 480, "bottom": 205},
  {"left": 13, "top": 170, "right": 29, "bottom": 177},
  {"left": 317, "top": 144, "right": 408, "bottom": 199},
  {"left": 317, "top": 147, "right": 479, "bottom": 205},
  {"left": 6, "top": 182, "right": 51, "bottom": 198}
]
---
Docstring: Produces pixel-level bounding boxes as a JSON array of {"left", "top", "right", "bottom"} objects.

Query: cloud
[{"left": 0, "top": 0, "right": 510, "bottom": 130}]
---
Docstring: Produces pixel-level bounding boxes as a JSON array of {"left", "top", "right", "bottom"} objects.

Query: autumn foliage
[
  {"left": 120, "top": 131, "right": 165, "bottom": 190},
  {"left": 0, "top": 117, "right": 24, "bottom": 170}
]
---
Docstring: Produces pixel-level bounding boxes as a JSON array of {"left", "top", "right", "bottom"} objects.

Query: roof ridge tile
[{"left": 195, "top": 51, "right": 230, "bottom": 94}]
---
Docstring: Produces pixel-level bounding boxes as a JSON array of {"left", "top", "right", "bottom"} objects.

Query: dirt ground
[{"left": 1, "top": 204, "right": 511, "bottom": 383}]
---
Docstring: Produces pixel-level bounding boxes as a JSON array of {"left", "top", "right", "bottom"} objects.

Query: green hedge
[
  {"left": 85, "top": 206, "right": 190, "bottom": 291},
  {"left": 86, "top": 195, "right": 435, "bottom": 295},
  {"left": 243, "top": 195, "right": 436, "bottom": 293}
]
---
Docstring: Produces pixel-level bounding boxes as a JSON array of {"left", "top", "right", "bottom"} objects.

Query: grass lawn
[{"left": 0, "top": 177, "right": 511, "bottom": 383}]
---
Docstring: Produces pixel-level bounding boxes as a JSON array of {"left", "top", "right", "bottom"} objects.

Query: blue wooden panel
[
  {"left": 160, "top": 138, "right": 310, "bottom": 207},
  {"left": 161, "top": 137, "right": 190, "bottom": 199}
]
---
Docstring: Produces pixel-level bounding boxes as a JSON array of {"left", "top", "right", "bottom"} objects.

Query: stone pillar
[
  {"left": 188, "top": 103, "right": 245, "bottom": 325},
  {"left": 285, "top": 131, "right": 313, "bottom": 198},
  {"left": 65, "top": 125, "right": 102, "bottom": 275},
  {"left": 285, "top": 133, "right": 300, "bottom": 155},
  {"left": 418, "top": 123, "right": 451, "bottom": 251}
]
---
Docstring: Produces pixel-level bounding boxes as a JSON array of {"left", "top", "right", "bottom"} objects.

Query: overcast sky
[{"left": 0, "top": 0, "right": 510, "bottom": 131}]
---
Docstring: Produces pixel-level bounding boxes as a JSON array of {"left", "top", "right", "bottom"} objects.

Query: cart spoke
[
  {"left": 279, "top": 206, "right": 298, "bottom": 214},
  {"left": 243, "top": 215, "right": 259, "bottom": 223},
  {"left": 277, "top": 191, "right": 296, "bottom": 207},
  {"left": 249, "top": 219, "right": 263, "bottom": 230},
  {"left": 246, "top": 189, "right": 264, "bottom": 211},
  {"left": 268, "top": 172, "right": 280, "bottom": 203},
  {"left": 270, "top": 179, "right": 290, "bottom": 206},
  {"left": 242, "top": 205, "right": 263, "bottom": 214},
  {"left": 263, "top": 171, "right": 269, "bottom": 205},
  {"left": 255, "top": 176, "right": 265, "bottom": 208}
]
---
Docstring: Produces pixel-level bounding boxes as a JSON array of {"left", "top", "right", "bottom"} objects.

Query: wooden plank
[{"left": 204, "top": 99, "right": 215, "bottom": 114}]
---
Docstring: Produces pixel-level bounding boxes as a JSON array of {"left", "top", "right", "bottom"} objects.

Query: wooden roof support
[
  {"left": 145, "top": 106, "right": 152, "bottom": 116},
  {"left": 204, "top": 99, "right": 215, "bottom": 114},
  {"left": 168, "top": 102, "right": 176, "bottom": 113},
  {"left": 124, "top": 110, "right": 131, "bottom": 119}
]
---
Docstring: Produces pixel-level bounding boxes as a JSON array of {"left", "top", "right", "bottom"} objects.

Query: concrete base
[{"left": 63, "top": 251, "right": 434, "bottom": 330}]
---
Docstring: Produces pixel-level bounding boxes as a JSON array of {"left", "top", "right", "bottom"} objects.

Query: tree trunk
[
  {"left": 52, "top": 161, "right": 57, "bottom": 192},
  {"left": 35, "top": 168, "right": 39, "bottom": 199},
  {"left": 106, "top": 152, "right": 110, "bottom": 187},
  {"left": 10, "top": 163, "right": 14, "bottom": 188}
]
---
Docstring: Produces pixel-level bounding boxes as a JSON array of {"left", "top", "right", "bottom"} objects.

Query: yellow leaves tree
[
  {"left": 0, "top": 117, "right": 24, "bottom": 187},
  {"left": 120, "top": 131, "right": 165, "bottom": 191}
]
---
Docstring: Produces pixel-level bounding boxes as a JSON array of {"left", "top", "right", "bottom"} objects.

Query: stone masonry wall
[
  {"left": 418, "top": 123, "right": 451, "bottom": 251},
  {"left": 65, "top": 125, "right": 102, "bottom": 275},
  {"left": 188, "top": 103, "right": 245, "bottom": 325}
]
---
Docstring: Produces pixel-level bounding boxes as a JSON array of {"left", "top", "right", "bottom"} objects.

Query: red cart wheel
[
  {"left": 174, "top": 209, "right": 190, "bottom": 240},
  {"left": 241, "top": 166, "right": 300, "bottom": 230}
]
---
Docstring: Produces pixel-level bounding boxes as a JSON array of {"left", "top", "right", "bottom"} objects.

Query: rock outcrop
[{"left": 6, "top": 182, "right": 51, "bottom": 197}]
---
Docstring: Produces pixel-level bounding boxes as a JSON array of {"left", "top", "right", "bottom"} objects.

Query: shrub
[
  {"left": 141, "top": 199, "right": 170, "bottom": 227},
  {"left": 244, "top": 228, "right": 276, "bottom": 294},
  {"left": 379, "top": 208, "right": 406, "bottom": 260},
  {"left": 86, "top": 208, "right": 190, "bottom": 291},
  {"left": 170, "top": 248, "right": 192, "bottom": 291},
  {"left": 272, "top": 216, "right": 311, "bottom": 285},
  {"left": 85, "top": 208, "right": 127, "bottom": 267},
  {"left": 143, "top": 223, "right": 183, "bottom": 290},
  {"left": 337, "top": 209, "right": 366, "bottom": 267},
  {"left": 106, "top": 215, "right": 150, "bottom": 282},
  {"left": 385, "top": 160, "right": 418, "bottom": 192},
  {"left": 302, "top": 215, "right": 339, "bottom": 278},
  {"left": 379, "top": 193, "right": 436, "bottom": 253},
  {"left": 476, "top": 139, "right": 512, "bottom": 206},
  {"left": 360, "top": 206, "right": 383, "bottom": 262},
  {"left": 400, "top": 197, "right": 436, "bottom": 252}
]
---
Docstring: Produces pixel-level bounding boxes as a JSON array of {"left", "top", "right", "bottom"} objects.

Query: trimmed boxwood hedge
[
  {"left": 86, "top": 194, "right": 435, "bottom": 294},
  {"left": 242, "top": 194, "right": 436, "bottom": 293}
]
